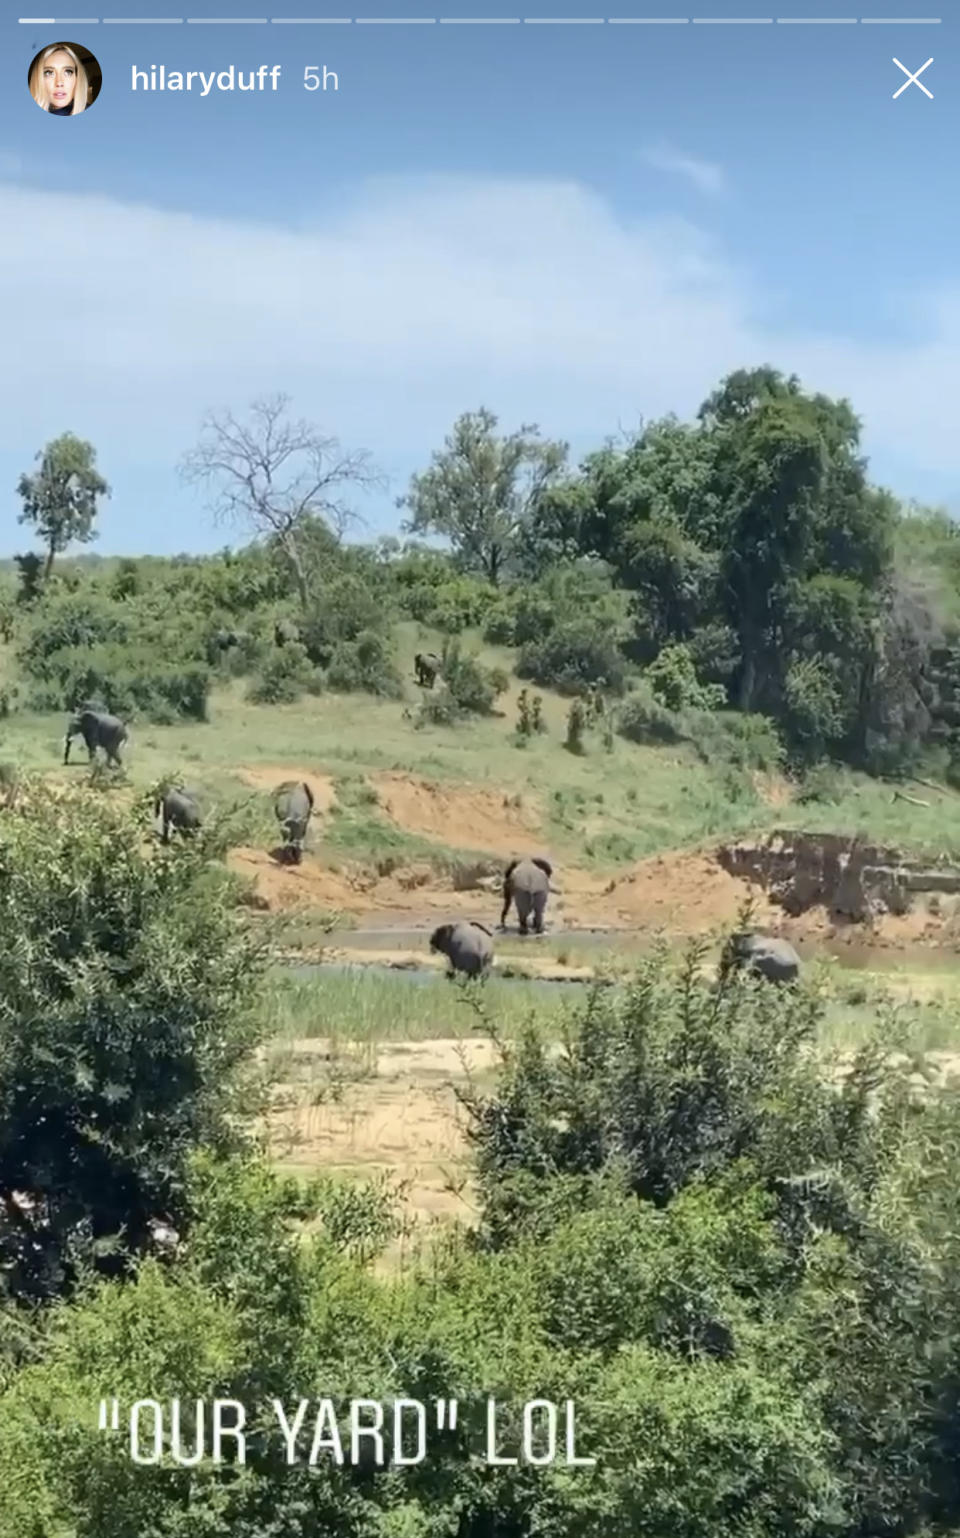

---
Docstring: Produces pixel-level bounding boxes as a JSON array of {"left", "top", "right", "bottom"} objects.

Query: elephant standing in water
[
  {"left": 155, "top": 787, "right": 203, "bottom": 844},
  {"left": 64, "top": 709, "right": 127, "bottom": 768},
  {"left": 273, "top": 779, "right": 314, "bottom": 863},
  {"left": 414, "top": 652, "right": 441, "bottom": 689},
  {"left": 721, "top": 931, "right": 801, "bottom": 985},
  {"left": 430, "top": 921, "right": 494, "bottom": 979},
  {"left": 500, "top": 856, "right": 553, "bottom": 935}
]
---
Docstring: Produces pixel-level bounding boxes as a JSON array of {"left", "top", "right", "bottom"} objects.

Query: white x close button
[{"left": 893, "top": 57, "right": 933, "bottom": 98}]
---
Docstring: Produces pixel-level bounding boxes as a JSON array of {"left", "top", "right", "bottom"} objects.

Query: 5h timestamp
[{"left": 304, "top": 66, "right": 339, "bottom": 92}]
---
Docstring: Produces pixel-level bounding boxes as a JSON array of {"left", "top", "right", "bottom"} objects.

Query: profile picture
[{"left": 28, "top": 41, "right": 102, "bottom": 116}]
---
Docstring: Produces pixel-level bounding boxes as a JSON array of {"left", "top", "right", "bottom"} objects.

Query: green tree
[
  {"left": 16, "top": 433, "right": 108, "bottom": 581},
  {"left": 398, "top": 407, "right": 568, "bottom": 585}
]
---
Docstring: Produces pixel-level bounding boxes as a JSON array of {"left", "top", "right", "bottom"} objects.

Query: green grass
[
  {"left": 262, "top": 965, "right": 569, "bottom": 1047},
  {"left": 260, "top": 950, "right": 960, "bottom": 1062}
]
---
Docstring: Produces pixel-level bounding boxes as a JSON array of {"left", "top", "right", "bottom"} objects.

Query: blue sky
[{"left": 0, "top": 0, "right": 956, "bottom": 556}]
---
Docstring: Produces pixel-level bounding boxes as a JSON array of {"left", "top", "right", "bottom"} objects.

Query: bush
[
  {"left": 0, "top": 786, "right": 268, "bottom": 1303},
  {"left": 615, "top": 684, "right": 687, "bottom": 746},
  {"left": 646, "top": 642, "right": 726, "bottom": 713},
  {"left": 413, "top": 576, "right": 497, "bottom": 634},
  {"left": 686, "top": 709, "right": 784, "bottom": 772},
  {"left": 564, "top": 698, "right": 587, "bottom": 753},
  {"left": 686, "top": 622, "right": 741, "bottom": 686},
  {"left": 298, "top": 577, "right": 390, "bottom": 666},
  {"left": 18, "top": 595, "right": 129, "bottom": 680},
  {"left": 796, "top": 761, "right": 846, "bottom": 803},
  {"left": 517, "top": 618, "right": 627, "bottom": 695},
  {"left": 326, "top": 631, "right": 404, "bottom": 698},
  {"left": 25, "top": 643, "right": 211, "bottom": 723},
  {"left": 782, "top": 655, "right": 848, "bottom": 766},
  {"left": 246, "top": 642, "right": 313, "bottom": 705},
  {"left": 440, "top": 640, "right": 509, "bottom": 716},
  {"left": 616, "top": 691, "right": 783, "bottom": 771}
]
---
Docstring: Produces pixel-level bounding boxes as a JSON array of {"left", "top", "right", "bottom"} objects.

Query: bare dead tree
[{"left": 178, "top": 394, "right": 384, "bottom": 609}]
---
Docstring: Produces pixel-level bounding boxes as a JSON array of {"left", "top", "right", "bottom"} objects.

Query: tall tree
[
  {"left": 179, "top": 394, "right": 382, "bottom": 610},
  {"left": 16, "top": 433, "right": 108, "bottom": 581},
  {"left": 398, "top": 408, "right": 567, "bottom": 586}
]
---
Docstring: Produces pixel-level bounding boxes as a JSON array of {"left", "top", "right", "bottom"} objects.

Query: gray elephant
[
  {"left": 155, "top": 787, "right": 203, "bottom": 844},
  {"left": 274, "top": 779, "right": 314, "bottom": 862},
  {"left": 500, "top": 856, "right": 553, "bottom": 935},
  {"left": 414, "top": 652, "right": 442, "bottom": 689},
  {"left": 64, "top": 709, "right": 127, "bottom": 768},
  {"left": 430, "top": 920, "right": 494, "bottom": 979},
  {"left": 721, "top": 931, "right": 800, "bottom": 985}
]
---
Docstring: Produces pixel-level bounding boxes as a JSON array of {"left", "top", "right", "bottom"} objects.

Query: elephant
[
  {"left": 414, "top": 652, "right": 442, "bottom": 689},
  {"left": 500, "top": 856, "right": 553, "bottom": 935},
  {"left": 721, "top": 931, "right": 800, "bottom": 985},
  {"left": 273, "top": 779, "right": 314, "bottom": 862},
  {"left": 154, "top": 787, "right": 203, "bottom": 844},
  {"left": 429, "top": 920, "right": 494, "bottom": 979},
  {"left": 64, "top": 709, "right": 127, "bottom": 768}
]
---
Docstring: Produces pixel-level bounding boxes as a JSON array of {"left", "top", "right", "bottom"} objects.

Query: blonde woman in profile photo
[{"left": 29, "top": 44, "right": 89, "bottom": 115}]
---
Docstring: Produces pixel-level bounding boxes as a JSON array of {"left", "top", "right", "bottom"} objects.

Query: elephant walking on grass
[
  {"left": 274, "top": 779, "right": 314, "bottom": 863},
  {"left": 430, "top": 920, "right": 494, "bottom": 979},
  {"left": 155, "top": 787, "right": 203, "bottom": 844},
  {"left": 64, "top": 709, "right": 127, "bottom": 768},
  {"left": 414, "top": 652, "right": 441, "bottom": 689},
  {"left": 500, "top": 856, "right": 553, "bottom": 935},
  {"left": 720, "top": 931, "right": 800, "bottom": 985}
]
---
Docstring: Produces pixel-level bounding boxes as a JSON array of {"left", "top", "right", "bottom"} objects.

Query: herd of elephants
[{"left": 60, "top": 703, "right": 802, "bottom": 985}]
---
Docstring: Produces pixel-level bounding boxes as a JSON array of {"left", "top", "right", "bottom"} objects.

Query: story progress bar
[{"left": 15, "top": 12, "right": 947, "bottom": 20}]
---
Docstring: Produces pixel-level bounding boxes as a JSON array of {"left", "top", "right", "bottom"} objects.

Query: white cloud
[
  {"left": 641, "top": 142, "right": 727, "bottom": 198},
  {"left": 0, "top": 172, "right": 957, "bottom": 552}
]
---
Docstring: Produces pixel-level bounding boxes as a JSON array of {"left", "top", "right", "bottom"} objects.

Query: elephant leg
[
  {"left": 515, "top": 891, "right": 532, "bottom": 935},
  {"left": 532, "top": 891, "right": 547, "bottom": 934}
]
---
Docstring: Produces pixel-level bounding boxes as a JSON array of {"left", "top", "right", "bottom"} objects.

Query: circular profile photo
[{"left": 28, "top": 41, "right": 102, "bottom": 116}]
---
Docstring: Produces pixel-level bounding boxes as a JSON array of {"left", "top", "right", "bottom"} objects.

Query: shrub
[
  {"left": 796, "top": 761, "right": 846, "bottom": 804},
  {"left": 0, "top": 786, "right": 268, "bottom": 1302},
  {"left": 326, "top": 631, "right": 404, "bottom": 698},
  {"left": 646, "top": 642, "right": 726, "bottom": 713},
  {"left": 565, "top": 698, "right": 587, "bottom": 754},
  {"left": 782, "top": 655, "right": 848, "bottom": 765},
  {"left": 419, "top": 576, "right": 497, "bottom": 634},
  {"left": 246, "top": 642, "right": 313, "bottom": 705},
  {"left": 440, "top": 640, "right": 509, "bottom": 716},
  {"left": 517, "top": 617, "right": 627, "bottom": 695},
  {"left": 25, "top": 643, "right": 211, "bottom": 723},
  {"left": 18, "top": 595, "right": 129, "bottom": 679},
  {"left": 686, "top": 621, "right": 741, "bottom": 686},
  {"left": 615, "top": 685, "right": 687, "bottom": 746},
  {"left": 298, "top": 577, "right": 389, "bottom": 666},
  {"left": 686, "top": 709, "right": 784, "bottom": 772}
]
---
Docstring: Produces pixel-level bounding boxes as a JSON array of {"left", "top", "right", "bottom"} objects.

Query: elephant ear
[
  {"left": 472, "top": 922, "right": 493, "bottom": 936},
  {"left": 504, "top": 859, "right": 519, "bottom": 882},
  {"left": 532, "top": 857, "right": 553, "bottom": 878},
  {"left": 303, "top": 782, "right": 315, "bottom": 808}
]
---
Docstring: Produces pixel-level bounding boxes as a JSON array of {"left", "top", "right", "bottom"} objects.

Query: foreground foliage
[
  {"left": 2, "top": 908, "right": 960, "bottom": 1536},
  {"left": 0, "top": 788, "right": 269, "bottom": 1304}
]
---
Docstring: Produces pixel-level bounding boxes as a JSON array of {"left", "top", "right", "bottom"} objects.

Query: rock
[{"left": 716, "top": 829, "right": 960, "bottom": 924}]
